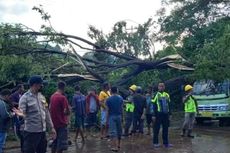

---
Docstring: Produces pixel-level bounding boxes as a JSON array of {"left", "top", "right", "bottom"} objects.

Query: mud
[{"left": 4, "top": 121, "right": 230, "bottom": 153}]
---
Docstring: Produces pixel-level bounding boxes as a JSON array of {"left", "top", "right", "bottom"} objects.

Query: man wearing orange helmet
[{"left": 181, "top": 85, "right": 198, "bottom": 138}]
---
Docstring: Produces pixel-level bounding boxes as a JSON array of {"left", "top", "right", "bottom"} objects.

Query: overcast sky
[
  {"left": 0, "top": 0, "right": 163, "bottom": 35},
  {"left": 0, "top": 0, "right": 164, "bottom": 52}
]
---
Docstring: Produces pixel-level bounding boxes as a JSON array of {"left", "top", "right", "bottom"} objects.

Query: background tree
[
  {"left": 1, "top": 1, "right": 229, "bottom": 106},
  {"left": 157, "top": 0, "right": 230, "bottom": 80}
]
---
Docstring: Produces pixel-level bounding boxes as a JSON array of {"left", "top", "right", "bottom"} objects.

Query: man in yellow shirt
[{"left": 99, "top": 82, "right": 111, "bottom": 139}]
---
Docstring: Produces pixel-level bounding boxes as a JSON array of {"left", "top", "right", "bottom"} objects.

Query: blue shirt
[
  {"left": 106, "top": 95, "right": 123, "bottom": 116},
  {"left": 89, "top": 96, "right": 97, "bottom": 113},
  {"left": 72, "top": 93, "right": 86, "bottom": 116},
  {"left": 146, "top": 94, "right": 155, "bottom": 114}
]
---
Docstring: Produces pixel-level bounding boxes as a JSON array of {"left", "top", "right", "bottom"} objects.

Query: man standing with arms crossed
[
  {"left": 13, "top": 75, "right": 56, "bottom": 153},
  {"left": 50, "top": 81, "right": 70, "bottom": 153},
  {"left": 99, "top": 82, "right": 111, "bottom": 139}
]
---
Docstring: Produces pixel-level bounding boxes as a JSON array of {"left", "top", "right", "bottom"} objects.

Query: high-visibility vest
[
  {"left": 151, "top": 92, "right": 170, "bottom": 113},
  {"left": 125, "top": 103, "right": 135, "bottom": 112},
  {"left": 184, "top": 96, "right": 197, "bottom": 113}
]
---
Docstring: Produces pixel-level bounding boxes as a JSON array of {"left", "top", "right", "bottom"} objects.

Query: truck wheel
[
  {"left": 219, "top": 119, "right": 225, "bottom": 127},
  {"left": 196, "top": 118, "right": 203, "bottom": 124},
  {"left": 226, "top": 118, "right": 230, "bottom": 126}
]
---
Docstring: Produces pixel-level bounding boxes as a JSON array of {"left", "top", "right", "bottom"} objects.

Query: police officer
[
  {"left": 181, "top": 85, "right": 198, "bottom": 138},
  {"left": 152, "top": 83, "right": 172, "bottom": 148},
  {"left": 13, "top": 75, "right": 56, "bottom": 153}
]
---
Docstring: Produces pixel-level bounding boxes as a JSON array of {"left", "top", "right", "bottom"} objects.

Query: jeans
[
  {"left": 153, "top": 113, "right": 169, "bottom": 145},
  {"left": 101, "top": 110, "right": 107, "bottom": 126},
  {"left": 0, "top": 132, "right": 7, "bottom": 153},
  {"left": 109, "top": 115, "right": 122, "bottom": 139},
  {"left": 51, "top": 126, "right": 68, "bottom": 152}
]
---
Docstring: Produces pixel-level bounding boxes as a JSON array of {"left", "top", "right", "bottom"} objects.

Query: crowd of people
[{"left": 0, "top": 75, "right": 198, "bottom": 153}]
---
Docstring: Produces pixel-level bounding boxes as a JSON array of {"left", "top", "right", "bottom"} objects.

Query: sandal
[{"left": 111, "top": 148, "right": 118, "bottom": 152}]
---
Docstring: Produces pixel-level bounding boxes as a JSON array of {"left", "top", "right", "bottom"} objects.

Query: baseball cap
[{"left": 29, "top": 75, "right": 43, "bottom": 86}]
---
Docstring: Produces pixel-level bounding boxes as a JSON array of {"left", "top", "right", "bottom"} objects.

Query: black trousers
[
  {"left": 153, "top": 113, "right": 169, "bottom": 145},
  {"left": 16, "top": 130, "right": 24, "bottom": 153},
  {"left": 124, "top": 112, "right": 133, "bottom": 135},
  {"left": 132, "top": 114, "right": 144, "bottom": 134},
  {"left": 23, "top": 131, "right": 47, "bottom": 153}
]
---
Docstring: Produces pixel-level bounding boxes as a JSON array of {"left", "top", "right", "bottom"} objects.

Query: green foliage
[
  {"left": 87, "top": 19, "right": 157, "bottom": 84},
  {"left": 0, "top": 23, "right": 71, "bottom": 86},
  {"left": 158, "top": 0, "right": 229, "bottom": 45},
  {"left": 108, "top": 68, "right": 130, "bottom": 84},
  {"left": 131, "top": 70, "right": 160, "bottom": 89},
  {"left": 0, "top": 0, "right": 229, "bottom": 101},
  {"left": 158, "top": 0, "right": 230, "bottom": 81},
  {"left": 88, "top": 19, "right": 154, "bottom": 58},
  {"left": 0, "top": 23, "right": 37, "bottom": 55},
  {"left": 32, "top": 5, "right": 51, "bottom": 21},
  {"left": 195, "top": 24, "right": 230, "bottom": 81},
  {"left": 43, "top": 81, "right": 56, "bottom": 103},
  {"left": 0, "top": 54, "right": 48, "bottom": 84},
  {"left": 182, "top": 18, "right": 230, "bottom": 59},
  {"left": 78, "top": 80, "right": 99, "bottom": 94},
  {"left": 154, "top": 46, "right": 177, "bottom": 59},
  {"left": 43, "top": 80, "right": 75, "bottom": 104}
]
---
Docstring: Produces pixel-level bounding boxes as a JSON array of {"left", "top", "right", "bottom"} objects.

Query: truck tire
[
  {"left": 222, "top": 117, "right": 230, "bottom": 126},
  {"left": 225, "top": 118, "right": 230, "bottom": 126},
  {"left": 196, "top": 118, "right": 204, "bottom": 125},
  {"left": 219, "top": 119, "right": 225, "bottom": 127}
]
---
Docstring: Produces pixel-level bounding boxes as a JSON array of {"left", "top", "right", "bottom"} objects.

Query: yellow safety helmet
[
  {"left": 185, "top": 85, "right": 193, "bottom": 92},
  {"left": 129, "top": 84, "right": 137, "bottom": 91}
]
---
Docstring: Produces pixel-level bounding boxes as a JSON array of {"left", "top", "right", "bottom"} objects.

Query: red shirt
[
  {"left": 50, "top": 92, "right": 69, "bottom": 129},
  {"left": 86, "top": 94, "right": 99, "bottom": 114}
]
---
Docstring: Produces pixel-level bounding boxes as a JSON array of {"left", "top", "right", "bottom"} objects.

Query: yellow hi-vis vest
[
  {"left": 151, "top": 92, "right": 170, "bottom": 113},
  {"left": 125, "top": 103, "right": 135, "bottom": 112},
  {"left": 184, "top": 96, "right": 197, "bottom": 113}
]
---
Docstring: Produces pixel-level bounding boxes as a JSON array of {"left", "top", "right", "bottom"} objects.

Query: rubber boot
[
  {"left": 187, "top": 129, "right": 194, "bottom": 138},
  {"left": 181, "top": 129, "right": 186, "bottom": 137}
]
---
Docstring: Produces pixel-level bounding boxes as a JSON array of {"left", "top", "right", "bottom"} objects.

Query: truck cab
[{"left": 193, "top": 80, "right": 230, "bottom": 126}]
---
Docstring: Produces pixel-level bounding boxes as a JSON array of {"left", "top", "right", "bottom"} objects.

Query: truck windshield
[{"left": 193, "top": 80, "right": 229, "bottom": 95}]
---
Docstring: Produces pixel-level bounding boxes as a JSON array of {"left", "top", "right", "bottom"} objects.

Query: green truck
[{"left": 193, "top": 80, "right": 230, "bottom": 126}]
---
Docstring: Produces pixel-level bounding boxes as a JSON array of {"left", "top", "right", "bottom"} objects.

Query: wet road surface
[{"left": 4, "top": 121, "right": 230, "bottom": 153}]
